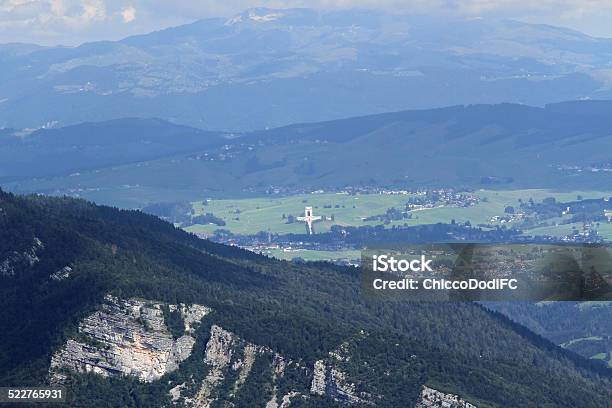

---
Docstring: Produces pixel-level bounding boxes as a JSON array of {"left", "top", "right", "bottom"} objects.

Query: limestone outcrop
[
  {"left": 185, "top": 325, "right": 292, "bottom": 408},
  {"left": 51, "top": 302, "right": 474, "bottom": 408},
  {"left": 310, "top": 340, "right": 370, "bottom": 405},
  {"left": 415, "top": 385, "right": 478, "bottom": 408},
  {"left": 50, "top": 266, "right": 72, "bottom": 281},
  {"left": 0, "top": 237, "right": 43, "bottom": 277},
  {"left": 50, "top": 294, "right": 211, "bottom": 383},
  {"left": 266, "top": 391, "right": 303, "bottom": 408}
]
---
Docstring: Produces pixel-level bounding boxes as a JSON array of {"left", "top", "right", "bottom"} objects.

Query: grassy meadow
[{"left": 185, "top": 189, "right": 612, "bottom": 238}]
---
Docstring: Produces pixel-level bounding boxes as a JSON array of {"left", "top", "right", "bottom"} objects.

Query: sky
[{"left": 3, "top": 0, "right": 612, "bottom": 45}]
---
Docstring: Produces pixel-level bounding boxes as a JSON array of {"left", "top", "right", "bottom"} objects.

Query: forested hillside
[
  {"left": 0, "top": 189, "right": 610, "bottom": 407},
  {"left": 485, "top": 301, "right": 612, "bottom": 368},
  {"left": 6, "top": 101, "right": 612, "bottom": 206}
]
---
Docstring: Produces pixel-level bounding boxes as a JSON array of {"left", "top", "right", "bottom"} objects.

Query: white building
[{"left": 297, "top": 206, "right": 322, "bottom": 234}]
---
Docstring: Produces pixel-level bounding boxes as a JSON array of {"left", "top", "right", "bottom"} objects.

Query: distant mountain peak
[
  {"left": 224, "top": 8, "right": 318, "bottom": 27},
  {"left": 225, "top": 8, "right": 285, "bottom": 26},
  {"left": 3, "top": 9, "right": 612, "bottom": 131}
]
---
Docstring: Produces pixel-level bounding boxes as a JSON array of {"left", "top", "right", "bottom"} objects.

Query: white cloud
[
  {"left": 3, "top": 0, "right": 612, "bottom": 45},
  {"left": 121, "top": 5, "right": 135, "bottom": 23},
  {"left": 0, "top": 0, "right": 106, "bottom": 29},
  {"left": 49, "top": 0, "right": 65, "bottom": 16}
]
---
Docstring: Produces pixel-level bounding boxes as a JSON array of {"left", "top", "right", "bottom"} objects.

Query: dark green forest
[{"left": 0, "top": 189, "right": 610, "bottom": 407}]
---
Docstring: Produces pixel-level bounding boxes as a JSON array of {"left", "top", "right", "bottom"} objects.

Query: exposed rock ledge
[
  {"left": 50, "top": 294, "right": 211, "bottom": 383},
  {"left": 49, "top": 298, "right": 478, "bottom": 408},
  {"left": 0, "top": 237, "right": 43, "bottom": 277},
  {"left": 310, "top": 340, "right": 371, "bottom": 405},
  {"left": 50, "top": 266, "right": 72, "bottom": 281},
  {"left": 416, "top": 385, "right": 478, "bottom": 408},
  {"left": 183, "top": 325, "right": 296, "bottom": 408}
]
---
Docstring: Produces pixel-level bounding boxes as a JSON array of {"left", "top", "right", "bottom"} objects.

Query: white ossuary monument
[{"left": 297, "top": 206, "right": 322, "bottom": 235}]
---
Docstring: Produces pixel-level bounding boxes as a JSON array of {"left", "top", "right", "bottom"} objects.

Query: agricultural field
[
  {"left": 591, "top": 352, "right": 612, "bottom": 367},
  {"left": 189, "top": 192, "right": 413, "bottom": 235},
  {"left": 561, "top": 336, "right": 612, "bottom": 368},
  {"left": 261, "top": 248, "right": 362, "bottom": 263},
  {"left": 184, "top": 189, "right": 612, "bottom": 238}
]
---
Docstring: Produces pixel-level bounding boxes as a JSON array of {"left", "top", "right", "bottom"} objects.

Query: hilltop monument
[{"left": 297, "top": 206, "right": 322, "bottom": 235}]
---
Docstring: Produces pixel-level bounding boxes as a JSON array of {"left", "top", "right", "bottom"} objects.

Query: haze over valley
[{"left": 3, "top": 8, "right": 612, "bottom": 131}]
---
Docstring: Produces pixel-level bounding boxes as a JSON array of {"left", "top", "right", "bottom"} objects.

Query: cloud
[
  {"left": 0, "top": 0, "right": 106, "bottom": 30},
  {"left": 0, "top": 0, "right": 117, "bottom": 44},
  {"left": 2, "top": 0, "right": 612, "bottom": 45},
  {"left": 121, "top": 5, "right": 135, "bottom": 23}
]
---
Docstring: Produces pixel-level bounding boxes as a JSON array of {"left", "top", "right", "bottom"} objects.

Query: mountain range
[
  {"left": 3, "top": 7, "right": 612, "bottom": 407},
  {"left": 3, "top": 100, "right": 612, "bottom": 207},
  {"left": 0, "top": 118, "right": 227, "bottom": 182},
  {"left": 3, "top": 8, "right": 612, "bottom": 131}
]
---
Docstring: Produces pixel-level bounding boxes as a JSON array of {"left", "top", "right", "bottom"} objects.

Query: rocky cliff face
[
  {"left": 416, "top": 386, "right": 478, "bottom": 408},
  {"left": 0, "top": 237, "right": 43, "bottom": 277},
  {"left": 49, "top": 295, "right": 470, "bottom": 407},
  {"left": 50, "top": 265, "right": 72, "bottom": 281},
  {"left": 310, "top": 340, "right": 371, "bottom": 405},
  {"left": 50, "top": 294, "right": 210, "bottom": 383},
  {"left": 178, "top": 325, "right": 303, "bottom": 408}
]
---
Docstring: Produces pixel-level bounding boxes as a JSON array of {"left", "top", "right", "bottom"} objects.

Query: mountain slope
[
  {"left": 2, "top": 9, "right": 612, "bottom": 130},
  {"left": 485, "top": 301, "right": 612, "bottom": 368},
  {"left": 6, "top": 101, "right": 612, "bottom": 206},
  {"left": 0, "top": 118, "right": 227, "bottom": 182},
  {"left": 0, "top": 189, "right": 610, "bottom": 407}
]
